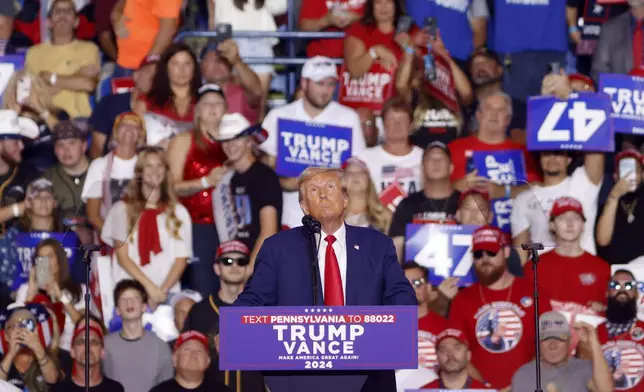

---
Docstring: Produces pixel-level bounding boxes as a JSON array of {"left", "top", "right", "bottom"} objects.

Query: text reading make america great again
[{"left": 219, "top": 306, "right": 419, "bottom": 371}]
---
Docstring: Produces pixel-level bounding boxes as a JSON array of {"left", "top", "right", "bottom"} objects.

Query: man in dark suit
[
  {"left": 592, "top": 0, "right": 644, "bottom": 80},
  {"left": 233, "top": 167, "right": 417, "bottom": 392}
]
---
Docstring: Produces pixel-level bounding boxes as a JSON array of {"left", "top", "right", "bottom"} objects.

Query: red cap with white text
[
  {"left": 471, "top": 225, "right": 505, "bottom": 253},
  {"left": 174, "top": 330, "right": 209, "bottom": 353},
  {"left": 216, "top": 240, "right": 250, "bottom": 258},
  {"left": 549, "top": 196, "right": 586, "bottom": 221},
  {"left": 436, "top": 327, "right": 468, "bottom": 348}
]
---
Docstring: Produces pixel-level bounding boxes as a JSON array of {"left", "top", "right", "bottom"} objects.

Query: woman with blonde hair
[
  {"left": 344, "top": 157, "right": 392, "bottom": 233},
  {"left": 167, "top": 83, "right": 229, "bottom": 297},
  {"left": 101, "top": 147, "right": 193, "bottom": 308}
]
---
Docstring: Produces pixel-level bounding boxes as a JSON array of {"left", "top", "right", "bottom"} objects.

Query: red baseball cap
[
  {"left": 568, "top": 73, "right": 595, "bottom": 90},
  {"left": 471, "top": 225, "right": 505, "bottom": 253},
  {"left": 174, "top": 330, "right": 209, "bottom": 353},
  {"left": 216, "top": 240, "right": 250, "bottom": 258},
  {"left": 458, "top": 187, "right": 490, "bottom": 207},
  {"left": 550, "top": 196, "right": 586, "bottom": 221},
  {"left": 436, "top": 327, "right": 468, "bottom": 348}
]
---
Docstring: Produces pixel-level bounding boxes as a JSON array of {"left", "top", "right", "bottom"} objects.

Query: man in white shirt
[
  {"left": 260, "top": 56, "right": 366, "bottom": 229},
  {"left": 511, "top": 151, "right": 604, "bottom": 264},
  {"left": 357, "top": 97, "right": 423, "bottom": 209}
]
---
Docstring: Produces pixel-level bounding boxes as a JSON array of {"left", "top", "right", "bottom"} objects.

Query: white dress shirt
[{"left": 317, "top": 224, "right": 348, "bottom": 303}]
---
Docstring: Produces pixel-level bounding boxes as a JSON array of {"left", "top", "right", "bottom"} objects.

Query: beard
[
  {"left": 606, "top": 296, "right": 638, "bottom": 324},
  {"left": 474, "top": 261, "right": 505, "bottom": 286},
  {"left": 472, "top": 74, "right": 501, "bottom": 88}
]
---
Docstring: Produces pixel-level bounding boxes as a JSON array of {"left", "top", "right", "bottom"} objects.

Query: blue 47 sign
[
  {"left": 405, "top": 224, "right": 478, "bottom": 287},
  {"left": 599, "top": 73, "right": 644, "bottom": 134},
  {"left": 527, "top": 92, "right": 614, "bottom": 152}
]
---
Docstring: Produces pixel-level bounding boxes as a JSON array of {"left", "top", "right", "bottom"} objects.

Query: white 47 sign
[
  {"left": 413, "top": 229, "right": 473, "bottom": 279},
  {"left": 538, "top": 100, "right": 606, "bottom": 142}
]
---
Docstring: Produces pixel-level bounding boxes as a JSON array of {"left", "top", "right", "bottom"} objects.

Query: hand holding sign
[
  {"left": 527, "top": 92, "right": 614, "bottom": 152},
  {"left": 472, "top": 150, "right": 527, "bottom": 186}
]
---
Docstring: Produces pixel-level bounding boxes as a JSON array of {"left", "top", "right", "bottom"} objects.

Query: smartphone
[
  {"left": 548, "top": 62, "right": 561, "bottom": 74},
  {"left": 20, "top": 319, "right": 35, "bottom": 332},
  {"left": 424, "top": 17, "right": 437, "bottom": 39},
  {"left": 396, "top": 15, "right": 413, "bottom": 34},
  {"left": 215, "top": 23, "right": 233, "bottom": 44},
  {"left": 619, "top": 157, "right": 638, "bottom": 192},
  {"left": 16, "top": 75, "right": 31, "bottom": 106},
  {"left": 35, "top": 255, "right": 50, "bottom": 289}
]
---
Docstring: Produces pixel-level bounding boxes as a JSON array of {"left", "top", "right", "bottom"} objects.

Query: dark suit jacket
[
  {"left": 592, "top": 12, "right": 633, "bottom": 80},
  {"left": 234, "top": 224, "right": 417, "bottom": 392}
]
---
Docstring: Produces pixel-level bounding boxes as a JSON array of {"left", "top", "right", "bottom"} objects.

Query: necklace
[
  {"left": 621, "top": 199, "right": 638, "bottom": 224},
  {"left": 478, "top": 278, "right": 514, "bottom": 305}
]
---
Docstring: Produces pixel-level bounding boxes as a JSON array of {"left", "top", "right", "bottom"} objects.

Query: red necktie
[
  {"left": 634, "top": 20, "right": 643, "bottom": 69},
  {"left": 324, "top": 235, "right": 344, "bottom": 306}
]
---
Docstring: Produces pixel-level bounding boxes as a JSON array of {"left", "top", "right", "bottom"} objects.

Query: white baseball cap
[
  {"left": 301, "top": 56, "right": 338, "bottom": 82},
  {"left": 0, "top": 110, "right": 39, "bottom": 140}
]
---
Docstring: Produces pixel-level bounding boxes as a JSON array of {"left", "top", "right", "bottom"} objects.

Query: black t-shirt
[
  {"left": 49, "top": 377, "right": 125, "bottom": 392},
  {"left": 0, "top": 354, "right": 46, "bottom": 392},
  {"left": 183, "top": 296, "right": 265, "bottom": 392},
  {"left": 149, "top": 378, "right": 232, "bottom": 392},
  {"left": 88, "top": 93, "right": 132, "bottom": 155},
  {"left": 388, "top": 191, "right": 460, "bottom": 238},
  {"left": 0, "top": 164, "right": 40, "bottom": 207},
  {"left": 598, "top": 187, "right": 644, "bottom": 265},
  {"left": 229, "top": 162, "right": 282, "bottom": 250}
]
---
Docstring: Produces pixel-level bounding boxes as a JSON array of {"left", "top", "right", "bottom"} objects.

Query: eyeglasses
[
  {"left": 411, "top": 278, "right": 426, "bottom": 288},
  {"left": 473, "top": 250, "right": 498, "bottom": 259},
  {"left": 217, "top": 256, "right": 250, "bottom": 267},
  {"left": 609, "top": 281, "right": 638, "bottom": 291}
]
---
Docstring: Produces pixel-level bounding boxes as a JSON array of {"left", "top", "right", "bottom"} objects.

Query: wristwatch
[
  {"left": 49, "top": 73, "right": 57, "bottom": 86},
  {"left": 369, "top": 47, "right": 378, "bottom": 59}
]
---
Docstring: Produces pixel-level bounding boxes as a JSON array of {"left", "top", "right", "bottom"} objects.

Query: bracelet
[
  {"left": 369, "top": 47, "right": 378, "bottom": 59},
  {"left": 49, "top": 73, "right": 57, "bottom": 86},
  {"left": 145, "top": 54, "right": 161, "bottom": 64},
  {"left": 37, "top": 353, "right": 49, "bottom": 365},
  {"left": 568, "top": 25, "right": 580, "bottom": 34},
  {"left": 11, "top": 203, "right": 20, "bottom": 218},
  {"left": 504, "top": 184, "right": 512, "bottom": 198},
  {"left": 404, "top": 45, "right": 415, "bottom": 55},
  {"left": 40, "top": 110, "right": 50, "bottom": 119},
  {"left": 200, "top": 176, "right": 210, "bottom": 189}
]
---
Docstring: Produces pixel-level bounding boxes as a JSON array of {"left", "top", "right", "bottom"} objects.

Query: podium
[{"left": 219, "top": 306, "right": 418, "bottom": 392}]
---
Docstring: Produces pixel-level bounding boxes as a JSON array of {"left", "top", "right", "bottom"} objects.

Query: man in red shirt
[
  {"left": 584, "top": 269, "right": 644, "bottom": 392},
  {"left": 523, "top": 196, "right": 610, "bottom": 315},
  {"left": 299, "top": 0, "right": 366, "bottom": 59},
  {"left": 403, "top": 262, "right": 448, "bottom": 373},
  {"left": 422, "top": 328, "right": 492, "bottom": 389},
  {"left": 448, "top": 92, "right": 540, "bottom": 199},
  {"left": 449, "top": 225, "right": 551, "bottom": 390}
]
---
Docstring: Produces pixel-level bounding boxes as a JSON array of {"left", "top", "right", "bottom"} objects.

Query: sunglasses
[
  {"left": 609, "top": 281, "right": 638, "bottom": 291},
  {"left": 411, "top": 278, "right": 426, "bottom": 288},
  {"left": 473, "top": 250, "right": 498, "bottom": 259},
  {"left": 217, "top": 256, "right": 250, "bottom": 267}
]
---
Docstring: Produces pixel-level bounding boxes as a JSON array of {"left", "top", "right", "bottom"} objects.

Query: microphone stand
[
  {"left": 79, "top": 244, "right": 100, "bottom": 392},
  {"left": 303, "top": 216, "right": 322, "bottom": 305},
  {"left": 522, "top": 243, "right": 545, "bottom": 392}
]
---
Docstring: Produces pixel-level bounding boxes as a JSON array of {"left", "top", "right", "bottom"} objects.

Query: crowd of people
[{"left": 0, "top": 0, "right": 641, "bottom": 390}]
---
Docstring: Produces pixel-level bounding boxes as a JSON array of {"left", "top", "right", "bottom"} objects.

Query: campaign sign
[
  {"left": 527, "top": 92, "right": 614, "bottom": 152},
  {"left": 219, "top": 306, "right": 418, "bottom": 370},
  {"left": 276, "top": 119, "right": 352, "bottom": 177},
  {"left": 472, "top": 150, "right": 527, "bottom": 185},
  {"left": 405, "top": 224, "right": 478, "bottom": 287},
  {"left": 0, "top": 55, "right": 25, "bottom": 105},
  {"left": 424, "top": 54, "right": 458, "bottom": 112},
  {"left": 13, "top": 231, "right": 79, "bottom": 289},
  {"left": 338, "top": 62, "right": 395, "bottom": 114},
  {"left": 492, "top": 197, "right": 513, "bottom": 234},
  {"left": 599, "top": 73, "right": 644, "bottom": 134}
]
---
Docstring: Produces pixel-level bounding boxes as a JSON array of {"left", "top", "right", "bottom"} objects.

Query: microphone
[
  {"left": 302, "top": 215, "right": 321, "bottom": 235},
  {"left": 302, "top": 215, "right": 322, "bottom": 306}
]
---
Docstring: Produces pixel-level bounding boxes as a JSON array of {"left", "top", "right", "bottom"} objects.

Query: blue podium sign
[
  {"left": 527, "top": 92, "right": 614, "bottom": 152},
  {"left": 405, "top": 224, "right": 478, "bottom": 287},
  {"left": 276, "top": 119, "right": 352, "bottom": 177},
  {"left": 219, "top": 306, "right": 418, "bottom": 371}
]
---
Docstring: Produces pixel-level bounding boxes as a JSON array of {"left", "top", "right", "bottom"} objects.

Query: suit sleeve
[
  {"left": 382, "top": 237, "right": 417, "bottom": 306},
  {"left": 591, "top": 22, "right": 614, "bottom": 81},
  {"left": 233, "top": 237, "right": 279, "bottom": 306}
]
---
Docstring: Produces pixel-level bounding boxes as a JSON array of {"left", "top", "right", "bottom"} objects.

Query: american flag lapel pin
[{"left": 354, "top": 245, "right": 359, "bottom": 250}]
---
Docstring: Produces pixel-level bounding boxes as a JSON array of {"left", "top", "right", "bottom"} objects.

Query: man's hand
[
  {"left": 437, "top": 277, "right": 460, "bottom": 300},
  {"left": 217, "top": 39, "right": 242, "bottom": 66},
  {"left": 574, "top": 322, "right": 599, "bottom": 346},
  {"left": 541, "top": 72, "right": 572, "bottom": 99},
  {"left": 609, "top": 177, "right": 634, "bottom": 201},
  {"left": 455, "top": 169, "right": 488, "bottom": 191}
]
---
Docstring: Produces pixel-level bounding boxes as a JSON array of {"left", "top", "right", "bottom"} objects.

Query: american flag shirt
[
  {"left": 418, "top": 311, "right": 448, "bottom": 370},
  {"left": 598, "top": 320, "right": 644, "bottom": 391}
]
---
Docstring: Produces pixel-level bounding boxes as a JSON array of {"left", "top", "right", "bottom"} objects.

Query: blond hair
[
  {"left": 125, "top": 147, "right": 183, "bottom": 242},
  {"left": 298, "top": 167, "right": 347, "bottom": 203}
]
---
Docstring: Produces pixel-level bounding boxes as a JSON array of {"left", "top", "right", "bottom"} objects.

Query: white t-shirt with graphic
[
  {"left": 357, "top": 145, "right": 424, "bottom": 196},
  {"left": 81, "top": 155, "right": 137, "bottom": 203},
  {"left": 510, "top": 166, "right": 601, "bottom": 254}
]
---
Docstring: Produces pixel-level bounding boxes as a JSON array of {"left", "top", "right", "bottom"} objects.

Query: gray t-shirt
[
  {"left": 103, "top": 331, "right": 174, "bottom": 392},
  {"left": 511, "top": 357, "right": 593, "bottom": 392}
]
